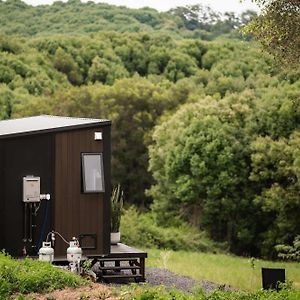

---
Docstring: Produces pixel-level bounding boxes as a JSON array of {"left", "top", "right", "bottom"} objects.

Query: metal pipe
[
  {"left": 28, "top": 204, "right": 33, "bottom": 242},
  {"left": 31, "top": 203, "right": 37, "bottom": 248},
  {"left": 23, "top": 203, "right": 28, "bottom": 242}
]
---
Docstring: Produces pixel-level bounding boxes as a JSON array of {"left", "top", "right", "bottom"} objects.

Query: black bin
[{"left": 262, "top": 268, "right": 285, "bottom": 291}]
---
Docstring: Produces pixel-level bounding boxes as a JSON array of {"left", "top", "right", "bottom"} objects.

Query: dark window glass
[{"left": 82, "top": 153, "right": 104, "bottom": 193}]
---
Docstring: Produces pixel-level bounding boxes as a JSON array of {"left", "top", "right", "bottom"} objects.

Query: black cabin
[{"left": 0, "top": 115, "right": 111, "bottom": 257}]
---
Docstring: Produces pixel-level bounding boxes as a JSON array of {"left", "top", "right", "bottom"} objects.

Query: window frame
[{"left": 81, "top": 152, "right": 105, "bottom": 193}]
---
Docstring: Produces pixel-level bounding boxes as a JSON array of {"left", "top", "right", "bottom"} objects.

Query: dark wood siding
[
  {"left": 102, "top": 125, "right": 111, "bottom": 254},
  {"left": 54, "top": 126, "right": 110, "bottom": 256},
  {"left": 0, "top": 134, "right": 54, "bottom": 256},
  {"left": 0, "top": 142, "right": 5, "bottom": 249}
]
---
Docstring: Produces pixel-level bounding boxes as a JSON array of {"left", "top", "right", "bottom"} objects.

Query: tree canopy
[
  {"left": 0, "top": 0, "right": 255, "bottom": 40},
  {"left": 148, "top": 89, "right": 300, "bottom": 256},
  {"left": 244, "top": 0, "right": 300, "bottom": 67},
  {"left": 0, "top": 0, "right": 300, "bottom": 258}
]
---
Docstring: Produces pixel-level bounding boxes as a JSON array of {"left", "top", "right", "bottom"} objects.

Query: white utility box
[{"left": 23, "top": 176, "right": 40, "bottom": 202}]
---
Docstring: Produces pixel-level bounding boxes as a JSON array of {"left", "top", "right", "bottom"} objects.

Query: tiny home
[{"left": 0, "top": 115, "right": 111, "bottom": 257}]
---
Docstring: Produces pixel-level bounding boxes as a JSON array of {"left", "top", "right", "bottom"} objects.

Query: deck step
[
  {"left": 100, "top": 266, "right": 140, "bottom": 271},
  {"left": 97, "top": 257, "right": 138, "bottom": 262},
  {"left": 102, "top": 274, "right": 142, "bottom": 279}
]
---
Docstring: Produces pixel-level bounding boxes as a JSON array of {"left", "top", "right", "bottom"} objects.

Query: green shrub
[
  {"left": 275, "top": 236, "right": 300, "bottom": 262},
  {"left": 0, "top": 252, "right": 86, "bottom": 299},
  {"left": 120, "top": 206, "right": 222, "bottom": 252}
]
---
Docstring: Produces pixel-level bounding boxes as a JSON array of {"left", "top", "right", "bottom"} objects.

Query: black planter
[{"left": 261, "top": 268, "right": 285, "bottom": 291}]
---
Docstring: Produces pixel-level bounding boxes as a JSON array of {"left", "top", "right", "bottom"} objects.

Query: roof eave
[{"left": 0, "top": 120, "right": 111, "bottom": 140}]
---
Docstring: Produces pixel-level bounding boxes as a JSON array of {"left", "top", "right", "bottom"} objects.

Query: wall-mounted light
[{"left": 94, "top": 132, "right": 102, "bottom": 140}]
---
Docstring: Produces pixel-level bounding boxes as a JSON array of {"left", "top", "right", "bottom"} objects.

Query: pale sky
[{"left": 22, "top": 0, "right": 259, "bottom": 14}]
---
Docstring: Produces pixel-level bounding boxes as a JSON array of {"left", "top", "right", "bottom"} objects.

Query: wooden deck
[
  {"left": 105, "top": 243, "right": 146, "bottom": 257},
  {"left": 87, "top": 243, "right": 147, "bottom": 282},
  {"left": 51, "top": 243, "right": 147, "bottom": 282}
]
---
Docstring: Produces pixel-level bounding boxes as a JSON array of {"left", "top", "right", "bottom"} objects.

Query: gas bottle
[
  {"left": 38, "top": 242, "right": 54, "bottom": 262},
  {"left": 67, "top": 240, "right": 82, "bottom": 263}
]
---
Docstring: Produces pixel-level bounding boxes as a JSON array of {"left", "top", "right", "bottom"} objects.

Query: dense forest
[
  {"left": 0, "top": 0, "right": 299, "bottom": 258},
  {"left": 0, "top": 0, "right": 255, "bottom": 39}
]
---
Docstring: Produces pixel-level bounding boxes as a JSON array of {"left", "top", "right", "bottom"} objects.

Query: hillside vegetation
[
  {"left": 0, "top": 1, "right": 299, "bottom": 259},
  {"left": 0, "top": 0, "right": 254, "bottom": 38}
]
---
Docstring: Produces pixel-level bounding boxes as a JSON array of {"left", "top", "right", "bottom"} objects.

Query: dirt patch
[{"left": 25, "top": 283, "right": 117, "bottom": 300}]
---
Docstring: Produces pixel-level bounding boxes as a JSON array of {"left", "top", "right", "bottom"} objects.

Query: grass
[
  {"left": 119, "top": 284, "right": 300, "bottom": 300},
  {"left": 0, "top": 249, "right": 299, "bottom": 299},
  {"left": 145, "top": 249, "right": 300, "bottom": 291},
  {"left": 0, "top": 252, "right": 86, "bottom": 299}
]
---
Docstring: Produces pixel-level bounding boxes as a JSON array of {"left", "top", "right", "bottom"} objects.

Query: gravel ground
[
  {"left": 145, "top": 267, "right": 232, "bottom": 293},
  {"left": 101, "top": 266, "right": 232, "bottom": 294}
]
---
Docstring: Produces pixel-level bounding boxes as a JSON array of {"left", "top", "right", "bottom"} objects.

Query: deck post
[{"left": 140, "top": 257, "right": 146, "bottom": 282}]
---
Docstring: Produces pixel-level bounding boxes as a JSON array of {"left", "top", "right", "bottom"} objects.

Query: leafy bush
[
  {"left": 0, "top": 252, "right": 86, "bottom": 299},
  {"left": 120, "top": 206, "right": 222, "bottom": 252},
  {"left": 275, "top": 236, "right": 300, "bottom": 262}
]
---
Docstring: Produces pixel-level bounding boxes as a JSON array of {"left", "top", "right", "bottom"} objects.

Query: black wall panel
[
  {"left": 0, "top": 142, "right": 5, "bottom": 249},
  {"left": 1, "top": 134, "right": 54, "bottom": 256}
]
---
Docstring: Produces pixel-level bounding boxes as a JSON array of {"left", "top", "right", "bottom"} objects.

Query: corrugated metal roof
[{"left": 0, "top": 115, "right": 111, "bottom": 139}]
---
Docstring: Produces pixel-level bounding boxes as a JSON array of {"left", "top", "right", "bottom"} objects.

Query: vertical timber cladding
[
  {"left": 54, "top": 126, "right": 110, "bottom": 256},
  {"left": 0, "top": 143, "right": 4, "bottom": 249}
]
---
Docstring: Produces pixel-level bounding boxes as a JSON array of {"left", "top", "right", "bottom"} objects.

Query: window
[{"left": 81, "top": 153, "right": 105, "bottom": 193}]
